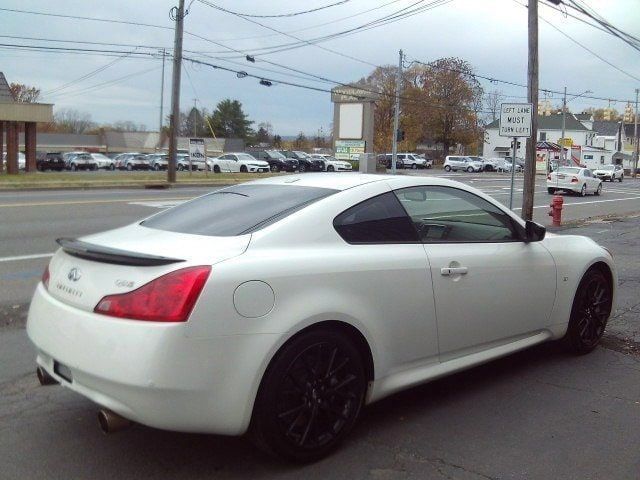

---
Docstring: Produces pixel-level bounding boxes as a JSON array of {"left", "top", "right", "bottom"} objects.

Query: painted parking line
[{"left": 0, "top": 253, "right": 53, "bottom": 263}]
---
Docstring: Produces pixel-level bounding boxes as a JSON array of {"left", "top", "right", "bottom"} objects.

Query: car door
[
  {"left": 584, "top": 169, "right": 599, "bottom": 192},
  {"left": 394, "top": 185, "right": 557, "bottom": 360},
  {"left": 228, "top": 154, "right": 241, "bottom": 172}
]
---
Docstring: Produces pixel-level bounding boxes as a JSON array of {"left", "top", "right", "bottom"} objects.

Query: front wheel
[
  {"left": 213, "top": 165, "right": 221, "bottom": 173},
  {"left": 619, "top": 175, "right": 623, "bottom": 182},
  {"left": 126, "top": 164, "right": 133, "bottom": 171},
  {"left": 595, "top": 183, "right": 602, "bottom": 196},
  {"left": 444, "top": 165, "right": 451, "bottom": 172},
  {"left": 251, "top": 329, "right": 366, "bottom": 462},
  {"left": 580, "top": 184, "right": 586, "bottom": 196},
  {"left": 240, "top": 165, "right": 248, "bottom": 173},
  {"left": 411, "top": 163, "right": 417, "bottom": 170},
  {"left": 327, "top": 165, "right": 335, "bottom": 172},
  {"left": 153, "top": 164, "right": 160, "bottom": 171},
  {"left": 270, "top": 164, "right": 280, "bottom": 173},
  {"left": 109, "top": 164, "right": 115, "bottom": 171},
  {"left": 466, "top": 166, "right": 474, "bottom": 173},
  {"left": 563, "top": 269, "right": 612, "bottom": 354},
  {"left": 70, "top": 164, "right": 77, "bottom": 171},
  {"left": 299, "top": 164, "right": 306, "bottom": 173},
  {"left": 177, "top": 164, "right": 184, "bottom": 171}
]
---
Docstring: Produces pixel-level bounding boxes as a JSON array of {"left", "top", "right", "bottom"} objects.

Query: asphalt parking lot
[{"left": 1, "top": 172, "right": 639, "bottom": 479}]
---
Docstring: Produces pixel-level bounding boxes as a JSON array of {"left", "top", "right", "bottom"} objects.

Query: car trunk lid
[{"left": 47, "top": 223, "right": 250, "bottom": 312}]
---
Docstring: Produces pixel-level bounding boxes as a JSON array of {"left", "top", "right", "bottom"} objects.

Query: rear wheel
[
  {"left": 563, "top": 268, "right": 612, "bottom": 354},
  {"left": 270, "top": 164, "right": 280, "bottom": 173},
  {"left": 251, "top": 329, "right": 366, "bottom": 463},
  {"left": 466, "top": 166, "right": 474, "bottom": 173},
  {"left": 213, "top": 165, "right": 221, "bottom": 173},
  {"left": 595, "top": 183, "right": 602, "bottom": 196},
  {"left": 153, "top": 164, "right": 160, "bottom": 171},
  {"left": 178, "top": 164, "right": 184, "bottom": 171},
  {"left": 411, "top": 163, "right": 417, "bottom": 170},
  {"left": 580, "top": 184, "right": 586, "bottom": 196},
  {"left": 70, "top": 164, "right": 77, "bottom": 171},
  {"left": 299, "top": 164, "right": 307, "bottom": 173},
  {"left": 109, "top": 164, "right": 115, "bottom": 171},
  {"left": 619, "top": 175, "right": 623, "bottom": 182},
  {"left": 240, "top": 165, "right": 248, "bottom": 173},
  {"left": 126, "top": 164, "right": 133, "bottom": 171},
  {"left": 327, "top": 165, "right": 335, "bottom": 172},
  {"left": 444, "top": 165, "right": 451, "bottom": 172}
]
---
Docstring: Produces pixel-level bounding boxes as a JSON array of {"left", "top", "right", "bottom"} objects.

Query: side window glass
[
  {"left": 334, "top": 192, "right": 419, "bottom": 244},
  {"left": 394, "top": 186, "right": 519, "bottom": 243}
]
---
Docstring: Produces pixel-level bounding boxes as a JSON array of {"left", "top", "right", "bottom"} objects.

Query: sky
[{"left": 2, "top": 0, "right": 639, "bottom": 136}]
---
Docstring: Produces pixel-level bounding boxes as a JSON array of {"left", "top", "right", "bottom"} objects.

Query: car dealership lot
[{"left": 1, "top": 174, "right": 639, "bottom": 478}]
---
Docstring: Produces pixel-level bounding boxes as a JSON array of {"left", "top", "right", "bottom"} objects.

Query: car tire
[
  {"left": 580, "top": 184, "right": 586, "bottom": 197},
  {"left": 109, "top": 164, "right": 115, "bottom": 171},
  {"left": 178, "top": 164, "right": 184, "bottom": 171},
  {"left": 250, "top": 328, "right": 367, "bottom": 463},
  {"left": 299, "top": 164, "right": 307, "bottom": 173},
  {"left": 466, "top": 166, "right": 474, "bottom": 173},
  {"left": 619, "top": 175, "right": 623, "bottom": 182},
  {"left": 411, "top": 163, "right": 417, "bottom": 170},
  {"left": 213, "top": 165, "right": 221, "bottom": 174},
  {"left": 327, "top": 165, "right": 335, "bottom": 172},
  {"left": 126, "top": 164, "right": 133, "bottom": 171},
  {"left": 153, "top": 164, "right": 160, "bottom": 171},
  {"left": 270, "top": 165, "right": 280, "bottom": 173},
  {"left": 240, "top": 165, "right": 248, "bottom": 173},
  {"left": 595, "top": 183, "right": 602, "bottom": 196},
  {"left": 563, "top": 268, "right": 612, "bottom": 355},
  {"left": 547, "top": 188, "right": 555, "bottom": 194},
  {"left": 444, "top": 165, "right": 451, "bottom": 172},
  {"left": 70, "top": 164, "right": 77, "bottom": 171}
]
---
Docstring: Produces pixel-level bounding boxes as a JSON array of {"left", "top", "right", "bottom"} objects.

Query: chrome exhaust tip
[
  {"left": 36, "top": 366, "right": 58, "bottom": 386},
  {"left": 98, "top": 409, "right": 132, "bottom": 434}
]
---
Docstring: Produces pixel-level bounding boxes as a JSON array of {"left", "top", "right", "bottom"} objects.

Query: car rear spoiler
[{"left": 56, "top": 238, "right": 185, "bottom": 266}]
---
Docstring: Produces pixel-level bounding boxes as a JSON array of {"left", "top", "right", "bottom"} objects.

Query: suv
[
  {"left": 593, "top": 164, "right": 624, "bottom": 182},
  {"left": 377, "top": 154, "right": 405, "bottom": 169},
  {"left": 469, "top": 156, "right": 499, "bottom": 172},
  {"left": 397, "top": 153, "right": 429, "bottom": 169},
  {"left": 116, "top": 153, "right": 150, "bottom": 171},
  {"left": 248, "top": 149, "right": 298, "bottom": 172},
  {"left": 64, "top": 152, "right": 97, "bottom": 171},
  {"left": 37, "top": 152, "right": 65, "bottom": 171},
  {"left": 443, "top": 156, "right": 483, "bottom": 173},
  {"left": 147, "top": 153, "right": 168, "bottom": 171},
  {"left": 280, "top": 151, "right": 321, "bottom": 172}
]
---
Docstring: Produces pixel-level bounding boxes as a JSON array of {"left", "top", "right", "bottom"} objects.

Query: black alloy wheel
[
  {"left": 271, "top": 164, "right": 280, "bottom": 173},
  {"left": 564, "top": 269, "right": 612, "bottom": 354},
  {"left": 299, "top": 164, "right": 307, "bottom": 173},
  {"left": 213, "top": 165, "right": 221, "bottom": 173},
  {"left": 327, "top": 165, "right": 335, "bottom": 172},
  {"left": 240, "top": 165, "right": 248, "bottom": 173},
  {"left": 251, "top": 329, "right": 366, "bottom": 462}
]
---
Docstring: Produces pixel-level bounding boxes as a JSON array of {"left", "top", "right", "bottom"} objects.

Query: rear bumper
[
  {"left": 27, "top": 283, "right": 280, "bottom": 435},
  {"left": 547, "top": 181, "right": 580, "bottom": 192}
]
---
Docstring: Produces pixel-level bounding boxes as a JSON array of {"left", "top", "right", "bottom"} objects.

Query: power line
[
  {"left": 0, "top": 34, "right": 172, "bottom": 51},
  {"left": 210, "top": 0, "right": 353, "bottom": 18}
]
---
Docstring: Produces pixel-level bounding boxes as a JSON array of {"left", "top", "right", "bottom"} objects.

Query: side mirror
[{"left": 525, "top": 220, "right": 546, "bottom": 242}]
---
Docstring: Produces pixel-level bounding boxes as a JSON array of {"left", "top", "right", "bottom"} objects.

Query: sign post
[
  {"left": 499, "top": 103, "right": 533, "bottom": 210},
  {"left": 188, "top": 138, "right": 205, "bottom": 177}
]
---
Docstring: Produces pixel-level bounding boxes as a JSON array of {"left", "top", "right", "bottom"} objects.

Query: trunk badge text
[{"left": 67, "top": 268, "right": 82, "bottom": 282}]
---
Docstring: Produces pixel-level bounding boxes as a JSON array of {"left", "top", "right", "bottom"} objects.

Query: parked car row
[
  {"left": 443, "top": 156, "right": 524, "bottom": 173},
  {"left": 377, "top": 153, "right": 434, "bottom": 170}
]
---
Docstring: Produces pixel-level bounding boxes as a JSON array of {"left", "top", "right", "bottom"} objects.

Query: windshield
[
  {"left": 142, "top": 184, "right": 338, "bottom": 236},
  {"left": 600, "top": 165, "right": 615, "bottom": 170},
  {"left": 267, "top": 151, "right": 286, "bottom": 159},
  {"left": 294, "top": 151, "right": 310, "bottom": 158},
  {"left": 557, "top": 167, "right": 581, "bottom": 174},
  {"left": 92, "top": 154, "right": 110, "bottom": 160}
]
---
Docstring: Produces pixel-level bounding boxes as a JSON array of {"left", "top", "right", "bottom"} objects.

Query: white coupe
[
  {"left": 547, "top": 167, "right": 602, "bottom": 196},
  {"left": 28, "top": 174, "right": 616, "bottom": 462},
  {"left": 310, "top": 154, "right": 353, "bottom": 172},
  {"left": 208, "top": 152, "right": 270, "bottom": 173}
]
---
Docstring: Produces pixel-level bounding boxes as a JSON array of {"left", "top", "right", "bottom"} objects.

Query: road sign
[
  {"left": 335, "top": 140, "right": 365, "bottom": 160},
  {"left": 188, "top": 138, "right": 205, "bottom": 173},
  {"left": 499, "top": 103, "right": 533, "bottom": 138}
]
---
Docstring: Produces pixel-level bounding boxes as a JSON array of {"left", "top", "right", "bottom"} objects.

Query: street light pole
[
  {"left": 158, "top": 48, "right": 166, "bottom": 150},
  {"left": 560, "top": 86, "right": 567, "bottom": 166},
  {"left": 391, "top": 49, "right": 403, "bottom": 174},
  {"left": 634, "top": 88, "right": 639, "bottom": 178},
  {"left": 168, "top": 0, "right": 185, "bottom": 184}
]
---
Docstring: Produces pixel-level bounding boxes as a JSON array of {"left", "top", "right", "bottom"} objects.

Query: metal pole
[
  {"left": 521, "top": 0, "right": 538, "bottom": 221},
  {"left": 168, "top": 0, "right": 185, "bottom": 183},
  {"left": 509, "top": 137, "right": 517, "bottom": 210},
  {"left": 391, "top": 49, "right": 402, "bottom": 174},
  {"left": 158, "top": 48, "right": 166, "bottom": 150},
  {"left": 634, "top": 88, "right": 639, "bottom": 178},
  {"left": 560, "top": 87, "right": 567, "bottom": 166}
]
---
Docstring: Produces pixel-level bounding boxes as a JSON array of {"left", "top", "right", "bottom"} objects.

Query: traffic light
[{"left": 396, "top": 129, "right": 405, "bottom": 141}]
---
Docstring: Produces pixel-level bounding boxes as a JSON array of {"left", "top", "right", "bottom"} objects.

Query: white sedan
[
  {"left": 27, "top": 174, "right": 615, "bottom": 462},
  {"left": 310, "top": 154, "right": 353, "bottom": 172},
  {"left": 547, "top": 167, "right": 602, "bottom": 196},
  {"left": 208, "top": 152, "right": 270, "bottom": 173}
]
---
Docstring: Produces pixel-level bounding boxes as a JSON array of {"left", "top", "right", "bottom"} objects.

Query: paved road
[{"left": 1, "top": 175, "right": 640, "bottom": 479}]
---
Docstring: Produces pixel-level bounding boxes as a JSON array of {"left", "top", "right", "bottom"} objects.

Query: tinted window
[
  {"left": 143, "top": 184, "right": 337, "bottom": 236},
  {"left": 334, "top": 192, "right": 419, "bottom": 244},
  {"left": 395, "top": 186, "right": 519, "bottom": 243}
]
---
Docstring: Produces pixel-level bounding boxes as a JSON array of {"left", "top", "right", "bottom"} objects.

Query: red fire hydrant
[{"left": 548, "top": 194, "right": 564, "bottom": 227}]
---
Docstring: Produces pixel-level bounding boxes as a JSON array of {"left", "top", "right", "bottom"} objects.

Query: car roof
[{"left": 244, "top": 172, "right": 474, "bottom": 191}]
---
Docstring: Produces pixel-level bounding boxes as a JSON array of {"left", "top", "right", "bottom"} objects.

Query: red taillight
[
  {"left": 94, "top": 266, "right": 211, "bottom": 322},
  {"left": 42, "top": 265, "right": 50, "bottom": 290},
  {"left": 570, "top": 176, "right": 578, "bottom": 183}
]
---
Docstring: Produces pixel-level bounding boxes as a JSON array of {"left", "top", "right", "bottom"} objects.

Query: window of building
[{"left": 539, "top": 132, "right": 547, "bottom": 141}]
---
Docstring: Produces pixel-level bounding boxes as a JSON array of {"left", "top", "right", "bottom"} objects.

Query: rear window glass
[
  {"left": 557, "top": 167, "right": 580, "bottom": 174},
  {"left": 142, "top": 184, "right": 337, "bottom": 236}
]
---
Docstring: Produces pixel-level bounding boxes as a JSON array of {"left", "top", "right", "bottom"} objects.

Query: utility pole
[
  {"left": 192, "top": 98, "right": 198, "bottom": 137},
  {"left": 522, "top": 0, "right": 538, "bottom": 221},
  {"left": 168, "top": 0, "right": 185, "bottom": 183},
  {"left": 391, "top": 49, "right": 403, "bottom": 174},
  {"left": 158, "top": 48, "right": 166, "bottom": 150},
  {"left": 634, "top": 88, "right": 639, "bottom": 178},
  {"left": 560, "top": 86, "right": 567, "bottom": 166}
]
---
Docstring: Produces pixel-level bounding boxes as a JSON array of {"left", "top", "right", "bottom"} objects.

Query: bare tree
[
  {"left": 52, "top": 108, "right": 95, "bottom": 134},
  {"left": 9, "top": 83, "right": 40, "bottom": 103},
  {"left": 485, "top": 90, "right": 504, "bottom": 122}
]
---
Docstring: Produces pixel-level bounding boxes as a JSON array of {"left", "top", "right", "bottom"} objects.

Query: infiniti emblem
[{"left": 67, "top": 268, "right": 82, "bottom": 282}]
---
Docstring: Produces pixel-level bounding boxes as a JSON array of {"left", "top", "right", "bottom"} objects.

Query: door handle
[{"left": 441, "top": 266, "right": 468, "bottom": 276}]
